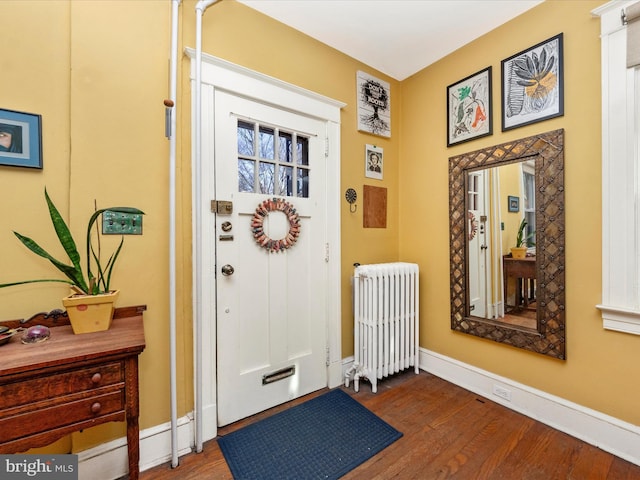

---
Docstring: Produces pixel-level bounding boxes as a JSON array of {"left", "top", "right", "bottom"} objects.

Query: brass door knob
[{"left": 221, "top": 264, "right": 235, "bottom": 276}]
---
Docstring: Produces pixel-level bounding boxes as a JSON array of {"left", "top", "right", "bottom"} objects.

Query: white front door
[
  {"left": 467, "top": 170, "right": 488, "bottom": 318},
  {"left": 214, "top": 91, "right": 328, "bottom": 426}
]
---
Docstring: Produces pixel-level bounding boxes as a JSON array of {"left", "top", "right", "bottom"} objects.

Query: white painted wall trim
[
  {"left": 342, "top": 349, "right": 640, "bottom": 467},
  {"left": 77, "top": 414, "right": 194, "bottom": 480},
  {"left": 593, "top": 1, "right": 640, "bottom": 335}
]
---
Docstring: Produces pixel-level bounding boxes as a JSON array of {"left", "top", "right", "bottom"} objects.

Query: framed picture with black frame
[
  {"left": 0, "top": 108, "right": 42, "bottom": 169},
  {"left": 501, "top": 33, "right": 564, "bottom": 131},
  {"left": 447, "top": 66, "right": 492, "bottom": 147},
  {"left": 508, "top": 195, "right": 520, "bottom": 212}
]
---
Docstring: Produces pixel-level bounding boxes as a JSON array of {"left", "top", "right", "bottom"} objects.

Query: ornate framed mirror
[{"left": 449, "top": 129, "right": 565, "bottom": 359}]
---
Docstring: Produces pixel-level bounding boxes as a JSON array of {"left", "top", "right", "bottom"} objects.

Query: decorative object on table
[
  {"left": 345, "top": 188, "right": 357, "bottom": 213},
  {"left": 447, "top": 66, "right": 492, "bottom": 146},
  {"left": 511, "top": 218, "right": 535, "bottom": 259},
  {"left": 21, "top": 325, "right": 51, "bottom": 344},
  {"left": 508, "top": 195, "right": 520, "bottom": 212},
  {"left": 0, "top": 188, "right": 144, "bottom": 334},
  {"left": 502, "top": 33, "right": 564, "bottom": 131},
  {"left": 357, "top": 71, "right": 391, "bottom": 137},
  {"left": 251, "top": 198, "right": 300, "bottom": 253},
  {"left": 0, "top": 326, "right": 23, "bottom": 346},
  {"left": 0, "top": 108, "right": 42, "bottom": 169},
  {"left": 365, "top": 144, "right": 383, "bottom": 180}
]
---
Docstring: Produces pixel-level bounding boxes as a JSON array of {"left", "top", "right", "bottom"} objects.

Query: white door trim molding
[{"left": 188, "top": 50, "right": 345, "bottom": 443}]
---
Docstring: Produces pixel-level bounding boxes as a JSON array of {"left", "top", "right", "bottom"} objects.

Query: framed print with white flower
[
  {"left": 447, "top": 67, "right": 492, "bottom": 147},
  {"left": 357, "top": 71, "right": 391, "bottom": 138},
  {"left": 501, "top": 33, "right": 564, "bottom": 131}
]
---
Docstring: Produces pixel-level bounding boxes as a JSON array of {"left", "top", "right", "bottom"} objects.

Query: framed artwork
[
  {"left": 447, "top": 66, "right": 492, "bottom": 147},
  {"left": 501, "top": 33, "right": 564, "bottom": 131},
  {"left": 508, "top": 195, "right": 520, "bottom": 212},
  {"left": 357, "top": 71, "right": 391, "bottom": 138},
  {"left": 365, "top": 144, "right": 383, "bottom": 180},
  {"left": 0, "top": 108, "right": 42, "bottom": 169}
]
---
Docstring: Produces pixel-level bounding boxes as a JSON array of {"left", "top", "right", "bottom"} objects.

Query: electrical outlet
[
  {"left": 102, "top": 210, "right": 143, "bottom": 235},
  {"left": 492, "top": 384, "right": 512, "bottom": 402}
]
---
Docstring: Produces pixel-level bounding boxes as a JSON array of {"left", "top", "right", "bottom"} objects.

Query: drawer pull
[
  {"left": 91, "top": 373, "right": 102, "bottom": 384},
  {"left": 91, "top": 402, "right": 102, "bottom": 413}
]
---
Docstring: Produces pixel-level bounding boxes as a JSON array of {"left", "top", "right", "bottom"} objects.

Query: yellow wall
[
  {"left": 0, "top": 0, "right": 174, "bottom": 450},
  {"left": 0, "top": 0, "right": 637, "bottom": 456},
  {"left": 0, "top": 0, "right": 401, "bottom": 452},
  {"left": 401, "top": 0, "right": 640, "bottom": 425}
]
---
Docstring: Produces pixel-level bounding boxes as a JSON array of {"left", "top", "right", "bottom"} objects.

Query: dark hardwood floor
[{"left": 141, "top": 371, "right": 640, "bottom": 479}]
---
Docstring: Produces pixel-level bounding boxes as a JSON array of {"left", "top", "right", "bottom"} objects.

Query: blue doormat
[{"left": 217, "top": 388, "right": 402, "bottom": 479}]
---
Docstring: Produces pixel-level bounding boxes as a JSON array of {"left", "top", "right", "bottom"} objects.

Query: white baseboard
[
  {"left": 79, "top": 349, "right": 640, "bottom": 479},
  {"left": 418, "top": 348, "right": 640, "bottom": 467},
  {"left": 77, "top": 414, "right": 194, "bottom": 480}
]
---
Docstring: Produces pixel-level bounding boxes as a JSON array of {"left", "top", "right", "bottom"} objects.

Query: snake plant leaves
[{"left": 0, "top": 189, "right": 144, "bottom": 295}]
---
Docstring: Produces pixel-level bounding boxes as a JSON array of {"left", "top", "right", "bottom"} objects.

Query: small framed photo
[
  {"left": 0, "top": 108, "right": 42, "bottom": 169},
  {"left": 447, "top": 66, "right": 492, "bottom": 147},
  {"left": 501, "top": 33, "right": 564, "bottom": 131},
  {"left": 508, "top": 195, "right": 520, "bottom": 212},
  {"left": 357, "top": 71, "right": 391, "bottom": 138},
  {"left": 365, "top": 144, "right": 383, "bottom": 180}
]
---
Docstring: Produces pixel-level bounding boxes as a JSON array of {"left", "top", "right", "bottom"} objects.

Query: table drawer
[
  {"left": 0, "top": 389, "right": 125, "bottom": 444},
  {"left": 0, "top": 362, "right": 123, "bottom": 409}
]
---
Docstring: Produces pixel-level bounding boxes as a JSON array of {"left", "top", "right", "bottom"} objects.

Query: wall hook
[{"left": 345, "top": 188, "right": 357, "bottom": 213}]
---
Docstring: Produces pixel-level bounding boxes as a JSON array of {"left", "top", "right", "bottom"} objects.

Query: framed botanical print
[
  {"left": 447, "top": 67, "right": 492, "bottom": 147},
  {"left": 501, "top": 33, "right": 564, "bottom": 131}
]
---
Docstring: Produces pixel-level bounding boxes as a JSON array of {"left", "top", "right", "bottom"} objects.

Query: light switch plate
[{"left": 102, "top": 210, "right": 143, "bottom": 235}]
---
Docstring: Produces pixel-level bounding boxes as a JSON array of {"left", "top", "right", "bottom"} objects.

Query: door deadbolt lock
[
  {"left": 221, "top": 264, "right": 235, "bottom": 276},
  {"left": 221, "top": 221, "right": 232, "bottom": 232}
]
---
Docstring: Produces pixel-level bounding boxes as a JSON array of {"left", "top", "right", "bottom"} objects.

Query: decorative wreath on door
[
  {"left": 468, "top": 211, "right": 478, "bottom": 241},
  {"left": 251, "top": 198, "right": 301, "bottom": 253}
]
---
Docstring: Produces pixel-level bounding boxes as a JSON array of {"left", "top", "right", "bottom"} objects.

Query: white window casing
[{"left": 593, "top": 1, "right": 640, "bottom": 335}]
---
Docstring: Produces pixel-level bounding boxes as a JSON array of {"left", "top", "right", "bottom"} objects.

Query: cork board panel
[{"left": 363, "top": 185, "right": 387, "bottom": 228}]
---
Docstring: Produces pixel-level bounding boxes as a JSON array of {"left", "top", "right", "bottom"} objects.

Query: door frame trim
[{"left": 188, "top": 50, "right": 345, "bottom": 442}]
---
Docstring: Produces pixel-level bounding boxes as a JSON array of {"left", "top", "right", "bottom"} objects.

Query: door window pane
[
  {"left": 297, "top": 136, "right": 309, "bottom": 166},
  {"left": 297, "top": 168, "right": 309, "bottom": 198},
  {"left": 278, "top": 165, "right": 294, "bottom": 196},
  {"left": 238, "top": 159, "right": 255, "bottom": 192},
  {"left": 259, "top": 162, "right": 275, "bottom": 194},
  {"left": 237, "top": 121, "right": 254, "bottom": 156},
  {"left": 259, "top": 126, "right": 275, "bottom": 160},
  {"left": 279, "top": 132, "right": 293, "bottom": 163}
]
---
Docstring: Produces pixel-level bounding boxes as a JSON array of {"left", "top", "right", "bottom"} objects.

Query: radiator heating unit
[{"left": 345, "top": 262, "right": 420, "bottom": 393}]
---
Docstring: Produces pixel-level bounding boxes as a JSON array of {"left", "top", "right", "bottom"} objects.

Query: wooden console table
[
  {"left": 503, "top": 256, "right": 536, "bottom": 311},
  {"left": 0, "top": 305, "right": 146, "bottom": 480}
]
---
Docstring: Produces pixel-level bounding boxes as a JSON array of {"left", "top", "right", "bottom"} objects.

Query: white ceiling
[{"left": 238, "top": 0, "right": 544, "bottom": 81}]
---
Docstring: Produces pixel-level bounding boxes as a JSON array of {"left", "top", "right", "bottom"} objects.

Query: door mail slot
[{"left": 262, "top": 365, "right": 296, "bottom": 385}]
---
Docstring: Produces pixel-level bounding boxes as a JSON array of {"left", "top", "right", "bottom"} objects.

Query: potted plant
[
  {"left": 510, "top": 218, "right": 534, "bottom": 259},
  {"left": 0, "top": 188, "right": 144, "bottom": 334}
]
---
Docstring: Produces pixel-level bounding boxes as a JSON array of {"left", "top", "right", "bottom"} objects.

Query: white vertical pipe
[
  {"left": 169, "top": 0, "right": 181, "bottom": 469},
  {"left": 194, "top": 0, "right": 219, "bottom": 455}
]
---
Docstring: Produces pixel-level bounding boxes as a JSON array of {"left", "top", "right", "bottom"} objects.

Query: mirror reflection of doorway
[{"left": 467, "top": 160, "right": 536, "bottom": 329}]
